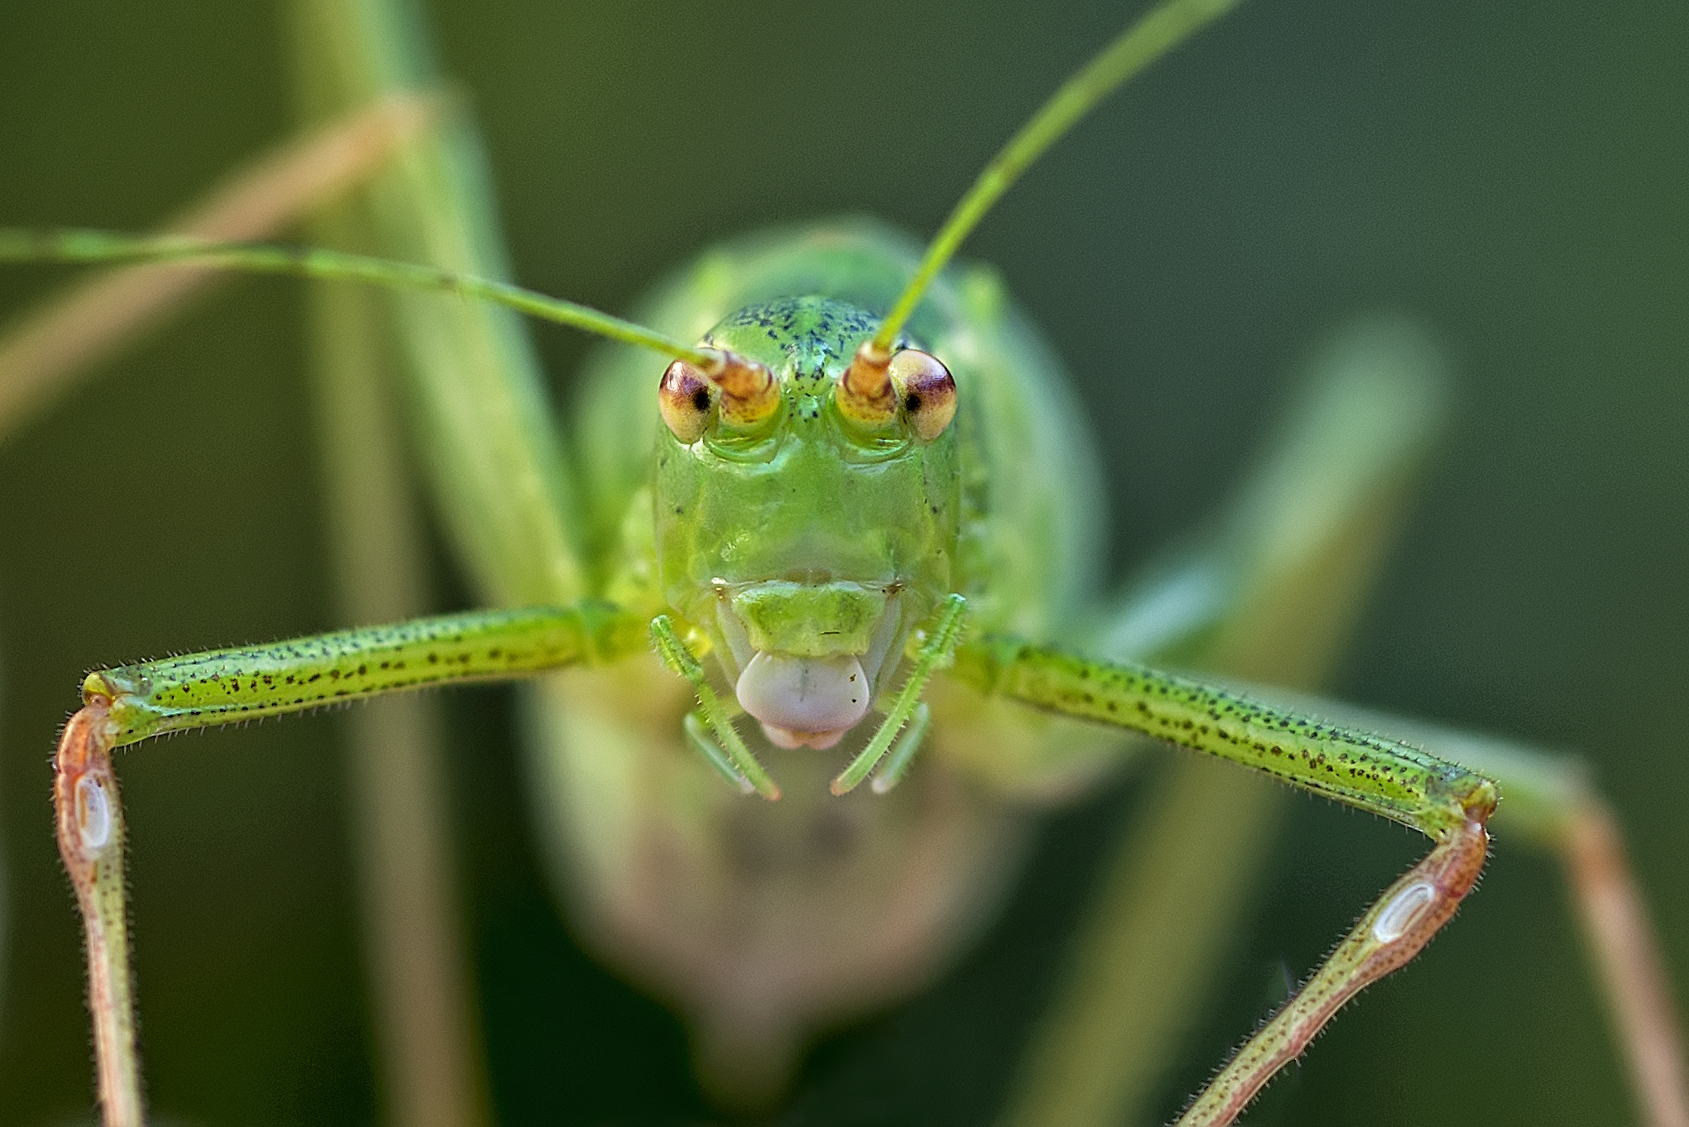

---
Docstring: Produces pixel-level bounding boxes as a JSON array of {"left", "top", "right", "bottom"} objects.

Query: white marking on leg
[
  {"left": 1373, "top": 880, "right": 1437, "bottom": 944},
  {"left": 76, "top": 775, "right": 112, "bottom": 856}
]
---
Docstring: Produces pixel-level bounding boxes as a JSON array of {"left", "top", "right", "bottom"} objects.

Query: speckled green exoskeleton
[{"left": 1, "top": 0, "right": 1684, "bottom": 1125}]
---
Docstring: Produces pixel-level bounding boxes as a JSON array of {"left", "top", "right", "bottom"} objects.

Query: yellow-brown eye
[
  {"left": 658, "top": 360, "right": 713, "bottom": 442},
  {"left": 889, "top": 349, "right": 956, "bottom": 441}
]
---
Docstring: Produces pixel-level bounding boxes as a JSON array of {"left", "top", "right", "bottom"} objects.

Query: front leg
[
  {"left": 52, "top": 601, "right": 647, "bottom": 1127},
  {"left": 1234, "top": 685, "right": 1689, "bottom": 1127},
  {"left": 947, "top": 638, "right": 1497, "bottom": 1127}
]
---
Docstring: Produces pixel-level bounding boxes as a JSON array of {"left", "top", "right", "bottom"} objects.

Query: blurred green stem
[{"left": 302, "top": 218, "right": 490, "bottom": 1127}]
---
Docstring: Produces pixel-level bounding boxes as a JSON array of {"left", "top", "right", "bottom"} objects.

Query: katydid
[{"left": 0, "top": 0, "right": 1684, "bottom": 1125}]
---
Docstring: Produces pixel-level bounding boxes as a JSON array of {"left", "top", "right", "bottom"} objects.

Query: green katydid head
[{"left": 652, "top": 295, "right": 960, "bottom": 750}]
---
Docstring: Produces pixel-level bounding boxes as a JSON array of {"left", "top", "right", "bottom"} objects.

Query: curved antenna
[
  {"left": 869, "top": 0, "right": 1243, "bottom": 355},
  {"left": 0, "top": 227, "right": 731, "bottom": 371}
]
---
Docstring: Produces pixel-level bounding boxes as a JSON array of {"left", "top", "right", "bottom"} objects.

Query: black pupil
[
  {"left": 691, "top": 388, "right": 710, "bottom": 412},
  {"left": 905, "top": 393, "right": 922, "bottom": 412}
]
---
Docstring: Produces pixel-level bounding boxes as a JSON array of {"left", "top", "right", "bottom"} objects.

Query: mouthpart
[{"left": 735, "top": 650, "right": 871, "bottom": 750}]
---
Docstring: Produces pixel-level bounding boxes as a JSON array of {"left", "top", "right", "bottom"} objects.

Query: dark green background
[{"left": 0, "top": 1, "right": 1684, "bottom": 1123}]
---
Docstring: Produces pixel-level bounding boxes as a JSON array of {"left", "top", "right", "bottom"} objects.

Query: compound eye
[
  {"left": 889, "top": 349, "right": 957, "bottom": 441},
  {"left": 658, "top": 360, "right": 713, "bottom": 442}
]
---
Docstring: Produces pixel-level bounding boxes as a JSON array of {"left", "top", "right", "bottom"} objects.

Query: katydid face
[{"left": 653, "top": 296, "right": 960, "bottom": 749}]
